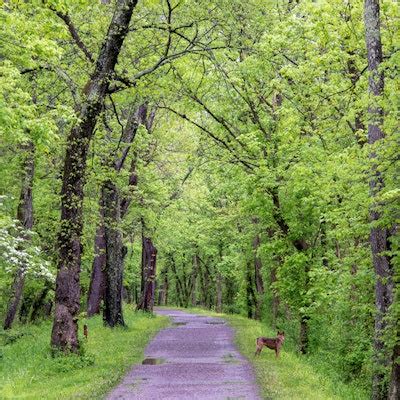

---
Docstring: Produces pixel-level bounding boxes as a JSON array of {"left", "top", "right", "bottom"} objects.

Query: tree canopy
[{"left": 0, "top": 0, "right": 399, "bottom": 398}]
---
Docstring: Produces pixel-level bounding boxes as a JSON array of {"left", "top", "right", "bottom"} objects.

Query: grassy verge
[
  {"left": 176, "top": 307, "right": 368, "bottom": 400},
  {"left": 0, "top": 306, "right": 169, "bottom": 400}
]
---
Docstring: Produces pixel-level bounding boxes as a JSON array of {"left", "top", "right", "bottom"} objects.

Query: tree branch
[
  {"left": 53, "top": 10, "right": 94, "bottom": 63},
  {"left": 160, "top": 105, "right": 256, "bottom": 171}
]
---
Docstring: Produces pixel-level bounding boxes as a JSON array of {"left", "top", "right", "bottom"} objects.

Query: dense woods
[{"left": 0, "top": 0, "right": 399, "bottom": 398}]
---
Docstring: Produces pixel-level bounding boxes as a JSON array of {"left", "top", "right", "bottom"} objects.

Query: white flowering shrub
[{"left": 0, "top": 211, "right": 55, "bottom": 284}]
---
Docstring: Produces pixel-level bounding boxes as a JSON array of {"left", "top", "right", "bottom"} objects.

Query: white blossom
[{"left": 0, "top": 215, "right": 55, "bottom": 283}]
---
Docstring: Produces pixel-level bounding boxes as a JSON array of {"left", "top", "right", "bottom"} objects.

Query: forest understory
[
  {"left": 0, "top": 0, "right": 399, "bottom": 399},
  {"left": 1, "top": 306, "right": 369, "bottom": 400}
]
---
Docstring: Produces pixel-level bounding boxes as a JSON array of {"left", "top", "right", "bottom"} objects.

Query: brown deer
[{"left": 255, "top": 331, "right": 285, "bottom": 357}]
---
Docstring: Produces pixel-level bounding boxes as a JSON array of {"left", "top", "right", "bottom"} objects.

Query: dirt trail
[{"left": 106, "top": 309, "right": 261, "bottom": 399}]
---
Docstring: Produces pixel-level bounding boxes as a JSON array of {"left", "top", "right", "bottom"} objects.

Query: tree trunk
[
  {"left": 170, "top": 254, "right": 186, "bottom": 307},
  {"left": 198, "top": 256, "right": 212, "bottom": 309},
  {"left": 87, "top": 106, "right": 142, "bottom": 317},
  {"left": 216, "top": 244, "right": 223, "bottom": 313},
  {"left": 120, "top": 157, "right": 138, "bottom": 218},
  {"left": 102, "top": 180, "right": 125, "bottom": 327},
  {"left": 270, "top": 266, "right": 280, "bottom": 328},
  {"left": 216, "top": 272, "right": 223, "bottom": 313},
  {"left": 300, "top": 315, "right": 310, "bottom": 355},
  {"left": 4, "top": 268, "right": 26, "bottom": 330},
  {"left": 181, "top": 255, "right": 190, "bottom": 307},
  {"left": 87, "top": 217, "right": 106, "bottom": 316},
  {"left": 347, "top": 55, "right": 366, "bottom": 147},
  {"left": 190, "top": 254, "right": 199, "bottom": 306},
  {"left": 299, "top": 261, "right": 311, "bottom": 355},
  {"left": 137, "top": 237, "right": 157, "bottom": 312},
  {"left": 199, "top": 260, "right": 207, "bottom": 307},
  {"left": 246, "top": 260, "right": 256, "bottom": 319},
  {"left": 4, "top": 141, "right": 35, "bottom": 330},
  {"left": 253, "top": 228, "right": 264, "bottom": 320},
  {"left": 163, "top": 269, "right": 169, "bottom": 305},
  {"left": 389, "top": 341, "right": 400, "bottom": 400},
  {"left": 87, "top": 104, "right": 141, "bottom": 317},
  {"left": 364, "top": 1, "right": 396, "bottom": 397},
  {"left": 51, "top": 0, "right": 138, "bottom": 351}
]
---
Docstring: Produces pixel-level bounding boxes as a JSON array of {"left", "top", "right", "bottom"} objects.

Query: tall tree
[
  {"left": 364, "top": 1, "right": 397, "bottom": 398},
  {"left": 102, "top": 180, "right": 125, "bottom": 327},
  {"left": 252, "top": 220, "right": 264, "bottom": 320},
  {"left": 51, "top": 0, "right": 138, "bottom": 352},
  {"left": 103, "top": 106, "right": 145, "bottom": 326},
  {"left": 137, "top": 236, "right": 157, "bottom": 312},
  {"left": 87, "top": 105, "right": 144, "bottom": 318},
  {"left": 86, "top": 218, "right": 106, "bottom": 317}
]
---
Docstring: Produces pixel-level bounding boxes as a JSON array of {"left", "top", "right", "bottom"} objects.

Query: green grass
[
  {"left": 0, "top": 306, "right": 169, "bottom": 400},
  {"left": 0, "top": 305, "right": 369, "bottom": 400},
  {"left": 178, "top": 307, "right": 368, "bottom": 400}
]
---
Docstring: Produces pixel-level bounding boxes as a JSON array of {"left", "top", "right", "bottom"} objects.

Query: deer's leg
[{"left": 255, "top": 339, "right": 263, "bottom": 356}]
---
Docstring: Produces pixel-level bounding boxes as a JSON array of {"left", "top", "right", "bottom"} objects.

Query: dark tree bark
[
  {"left": 216, "top": 244, "right": 223, "bottom": 313},
  {"left": 198, "top": 256, "right": 213, "bottom": 309},
  {"left": 246, "top": 260, "right": 257, "bottom": 319},
  {"left": 51, "top": 0, "right": 138, "bottom": 352},
  {"left": 252, "top": 227, "right": 264, "bottom": 320},
  {"left": 120, "top": 157, "right": 138, "bottom": 218},
  {"left": 364, "top": 1, "right": 397, "bottom": 398},
  {"left": 88, "top": 104, "right": 148, "bottom": 318},
  {"left": 163, "top": 268, "right": 169, "bottom": 305},
  {"left": 347, "top": 55, "right": 366, "bottom": 147},
  {"left": 4, "top": 141, "right": 35, "bottom": 330},
  {"left": 137, "top": 237, "right": 157, "bottom": 312},
  {"left": 101, "top": 106, "right": 143, "bottom": 322},
  {"left": 87, "top": 106, "right": 142, "bottom": 318},
  {"left": 199, "top": 259, "right": 207, "bottom": 308},
  {"left": 180, "top": 255, "right": 191, "bottom": 307},
  {"left": 4, "top": 268, "right": 26, "bottom": 330},
  {"left": 300, "top": 315, "right": 310, "bottom": 354},
  {"left": 389, "top": 340, "right": 400, "bottom": 400},
  {"left": 216, "top": 272, "right": 223, "bottom": 313},
  {"left": 114, "top": 104, "right": 147, "bottom": 174},
  {"left": 102, "top": 180, "right": 125, "bottom": 327},
  {"left": 299, "top": 261, "right": 311, "bottom": 355},
  {"left": 87, "top": 215, "right": 106, "bottom": 317},
  {"left": 190, "top": 254, "right": 199, "bottom": 306}
]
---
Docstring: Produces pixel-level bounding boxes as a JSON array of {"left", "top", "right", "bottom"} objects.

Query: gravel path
[{"left": 106, "top": 309, "right": 261, "bottom": 400}]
